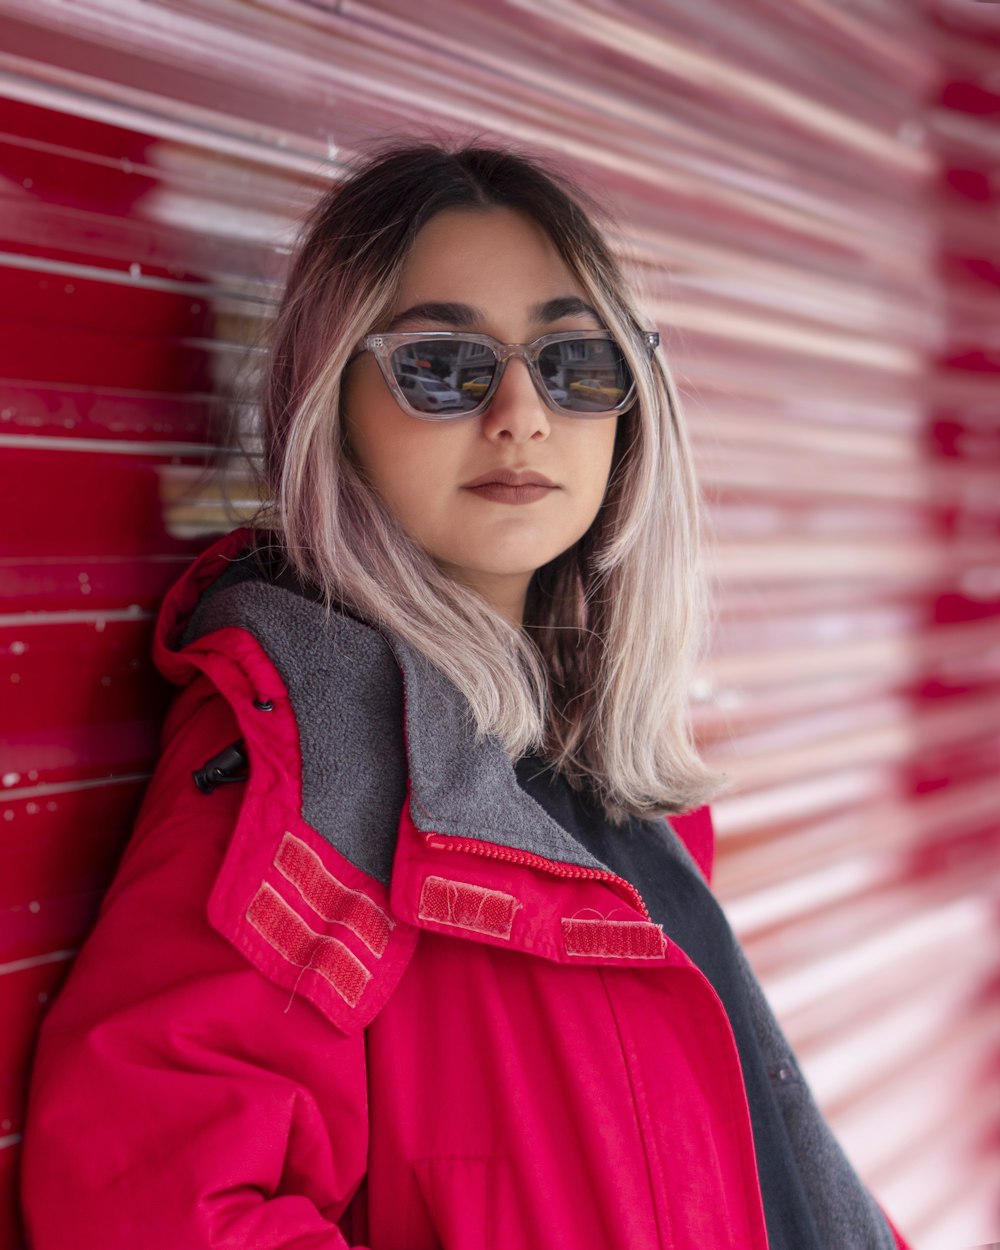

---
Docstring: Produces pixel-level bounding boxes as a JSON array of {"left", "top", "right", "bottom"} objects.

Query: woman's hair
[{"left": 250, "top": 139, "right": 724, "bottom": 820}]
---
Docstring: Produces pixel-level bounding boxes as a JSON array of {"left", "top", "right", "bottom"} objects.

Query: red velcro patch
[
  {"left": 562, "top": 917, "right": 667, "bottom": 960},
  {"left": 246, "top": 882, "right": 372, "bottom": 1007},
  {"left": 274, "top": 831, "right": 394, "bottom": 957},
  {"left": 418, "top": 875, "right": 521, "bottom": 939}
]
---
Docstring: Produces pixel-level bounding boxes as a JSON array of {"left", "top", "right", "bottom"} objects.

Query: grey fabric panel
[
  {"left": 384, "top": 632, "right": 606, "bottom": 871},
  {"left": 179, "top": 568, "right": 605, "bottom": 881},
  {"left": 643, "top": 813, "right": 704, "bottom": 877},
  {"left": 731, "top": 941, "right": 897, "bottom": 1250},
  {"left": 639, "top": 818, "right": 895, "bottom": 1249}
]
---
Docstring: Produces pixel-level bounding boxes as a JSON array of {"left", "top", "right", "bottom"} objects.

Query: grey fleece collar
[{"left": 178, "top": 553, "right": 609, "bottom": 886}]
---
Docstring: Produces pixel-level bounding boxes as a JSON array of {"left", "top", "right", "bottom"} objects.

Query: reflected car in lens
[
  {"left": 398, "top": 374, "right": 464, "bottom": 412},
  {"left": 460, "top": 374, "right": 493, "bottom": 398},
  {"left": 568, "top": 377, "right": 624, "bottom": 405}
]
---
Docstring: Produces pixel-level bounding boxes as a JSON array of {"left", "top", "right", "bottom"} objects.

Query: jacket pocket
[{"left": 412, "top": 1155, "right": 494, "bottom": 1250}]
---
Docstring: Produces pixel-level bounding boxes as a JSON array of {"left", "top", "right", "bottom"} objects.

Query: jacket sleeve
[{"left": 20, "top": 679, "right": 372, "bottom": 1250}]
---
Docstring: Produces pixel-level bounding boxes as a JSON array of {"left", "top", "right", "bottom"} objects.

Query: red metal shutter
[{"left": 1, "top": 3, "right": 998, "bottom": 1247}]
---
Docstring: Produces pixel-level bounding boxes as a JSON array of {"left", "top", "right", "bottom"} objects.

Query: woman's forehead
[{"left": 395, "top": 206, "right": 590, "bottom": 316}]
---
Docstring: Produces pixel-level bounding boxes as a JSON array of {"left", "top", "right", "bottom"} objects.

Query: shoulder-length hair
[{"left": 249, "top": 140, "right": 724, "bottom": 821}]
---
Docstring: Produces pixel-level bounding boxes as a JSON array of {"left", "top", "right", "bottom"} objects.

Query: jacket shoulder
[{"left": 668, "top": 805, "right": 715, "bottom": 884}]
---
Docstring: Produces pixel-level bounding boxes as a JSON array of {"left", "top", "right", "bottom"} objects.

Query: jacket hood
[
  {"left": 153, "top": 527, "right": 642, "bottom": 890},
  {"left": 154, "top": 527, "right": 275, "bottom": 662}
]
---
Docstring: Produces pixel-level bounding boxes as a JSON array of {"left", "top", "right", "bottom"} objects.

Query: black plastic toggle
[{"left": 192, "top": 738, "right": 249, "bottom": 794}]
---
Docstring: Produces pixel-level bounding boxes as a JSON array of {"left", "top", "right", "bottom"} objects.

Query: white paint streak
[
  {"left": 0, "top": 774, "right": 151, "bottom": 802},
  {"left": 0, "top": 949, "right": 76, "bottom": 977},
  {"left": 0, "top": 433, "right": 222, "bottom": 457},
  {"left": 0, "top": 609, "right": 155, "bottom": 627}
]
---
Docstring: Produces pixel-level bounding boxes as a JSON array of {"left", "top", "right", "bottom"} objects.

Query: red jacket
[{"left": 21, "top": 528, "right": 908, "bottom": 1249}]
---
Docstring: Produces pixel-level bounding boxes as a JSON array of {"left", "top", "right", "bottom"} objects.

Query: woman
[{"left": 20, "top": 143, "right": 908, "bottom": 1249}]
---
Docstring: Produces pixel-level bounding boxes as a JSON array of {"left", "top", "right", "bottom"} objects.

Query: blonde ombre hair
[{"left": 250, "top": 141, "right": 723, "bottom": 820}]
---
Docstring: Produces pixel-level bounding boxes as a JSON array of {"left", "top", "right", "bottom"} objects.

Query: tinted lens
[
  {"left": 388, "top": 339, "right": 497, "bottom": 416},
  {"left": 537, "top": 336, "right": 633, "bottom": 413}
]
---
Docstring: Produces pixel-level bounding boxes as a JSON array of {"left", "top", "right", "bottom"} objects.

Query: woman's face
[{"left": 342, "top": 207, "right": 619, "bottom": 626}]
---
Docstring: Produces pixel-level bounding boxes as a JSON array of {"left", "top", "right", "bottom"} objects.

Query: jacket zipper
[{"left": 425, "top": 833, "right": 654, "bottom": 922}]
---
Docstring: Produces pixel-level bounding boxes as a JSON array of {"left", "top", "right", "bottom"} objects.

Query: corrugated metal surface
[{"left": 2, "top": 2, "right": 999, "bottom": 1246}]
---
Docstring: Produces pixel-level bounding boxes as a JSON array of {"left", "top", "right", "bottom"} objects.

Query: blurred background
[{"left": 1, "top": 1, "right": 999, "bottom": 1246}]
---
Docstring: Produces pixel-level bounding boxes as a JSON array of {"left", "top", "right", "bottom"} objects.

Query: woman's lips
[
  {"left": 462, "top": 468, "right": 557, "bottom": 504},
  {"left": 465, "top": 482, "right": 555, "bottom": 504}
]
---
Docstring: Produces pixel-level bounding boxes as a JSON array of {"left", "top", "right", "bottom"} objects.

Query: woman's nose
[{"left": 480, "top": 358, "right": 551, "bottom": 443}]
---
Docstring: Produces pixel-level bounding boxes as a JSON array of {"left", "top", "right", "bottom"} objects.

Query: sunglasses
[{"left": 360, "top": 329, "right": 659, "bottom": 421}]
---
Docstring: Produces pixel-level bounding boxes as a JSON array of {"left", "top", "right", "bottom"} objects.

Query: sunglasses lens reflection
[
  {"left": 536, "top": 338, "right": 631, "bottom": 413},
  {"left": 387, "top": 336, "right": 633, "bottom": 417},
  {"left": 388, "top": 340, "right": 484, "bottom": 415}
]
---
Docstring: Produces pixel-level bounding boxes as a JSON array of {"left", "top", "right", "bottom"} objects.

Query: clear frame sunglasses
[{"left": 359, "top": 329, "right": 660, "bottom": 421}]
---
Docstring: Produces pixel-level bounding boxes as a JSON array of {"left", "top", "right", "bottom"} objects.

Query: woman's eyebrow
[
  {"left": 532, "top": 296, "right": 601, "bottom": 323},
  {"left": 385, "top": 296, "right": 601, "bottom": 334},
  {"left": 385, "top": 301, "right": 482, "bottom": 331}
]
